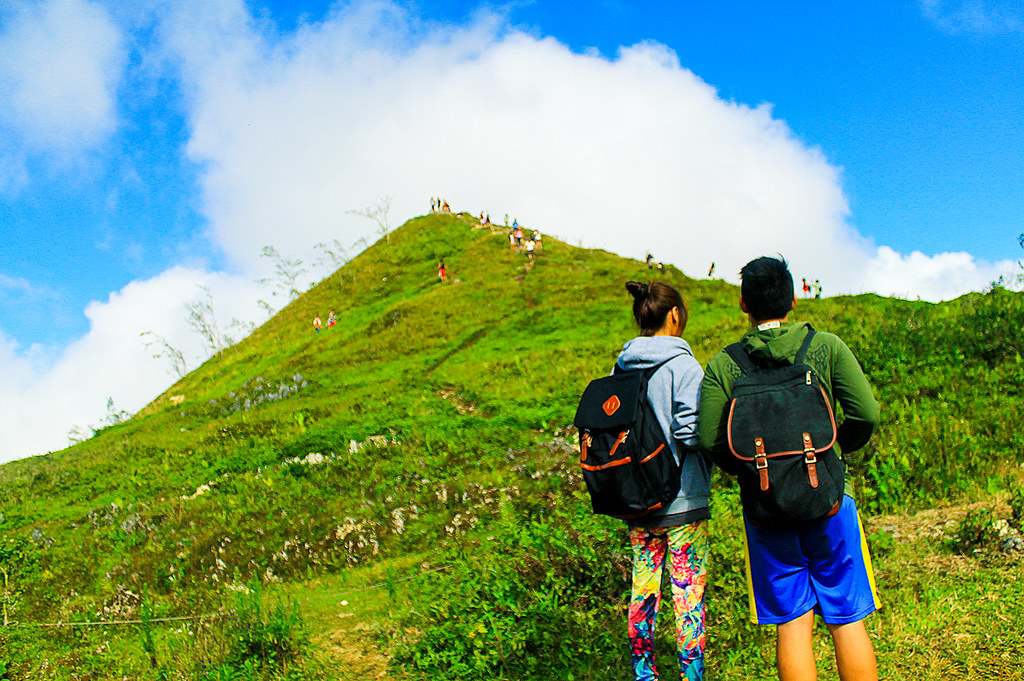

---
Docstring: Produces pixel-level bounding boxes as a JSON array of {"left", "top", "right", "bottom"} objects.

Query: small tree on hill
[
  {"left": 104, "top": 397, "right": 132, "bottom": 426},
  {"left": 314, "top": 239, "right": 349, "bottom": 272},
  {"left": 67, "top": 424, "right": 91, "bottom": 445},
  {"left": 348, "top": 195, "right": 394, "bottom": 244},
  {"left": 258, "top": 246, "right": 309, "bottom": 301},
  {"left": 187, "top": 285, "right": 227, "bottom": 358},
  {"left": 225, "top": 317, "right": 257, "bottom": 343},
  {"left": 140, "top": 331, "right": 187, "bottom": 378}
]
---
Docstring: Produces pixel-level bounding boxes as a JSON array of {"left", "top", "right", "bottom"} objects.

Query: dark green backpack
[{"left": 724, "top": 326, "right": 844, "bottom": 528}]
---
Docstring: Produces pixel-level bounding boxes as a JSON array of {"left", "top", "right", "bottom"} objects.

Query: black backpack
[
  {"left": 724, "top": 326, "right": 844, "bottom": 528},
  {"left": 573, "top": 362, "right": 681, "bottom": 519}
]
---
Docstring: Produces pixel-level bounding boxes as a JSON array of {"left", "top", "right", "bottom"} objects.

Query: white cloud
[
  {"left": 920, "top": 0, "right": 1024, "bottom": 35},
  {"left": 0, "top": 273, "right": 38, "bottom": 295},
  {"left": 0, "top": 267, "right": 266, "bottom": 463},
  {"left": 858, "top": 246, "right": 1018, "bottom": 300},
  {"left": 0, "top": 0, "right": 126, "bottom": 152}
]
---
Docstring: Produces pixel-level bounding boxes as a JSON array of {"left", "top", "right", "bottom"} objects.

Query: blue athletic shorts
[{"left": 742, "top": 495, "right": 881, "bottom": 625}]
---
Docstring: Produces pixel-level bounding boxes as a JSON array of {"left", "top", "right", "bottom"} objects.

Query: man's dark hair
[{"left": 740, "top": 256, "right": 794, "bottom": 322}]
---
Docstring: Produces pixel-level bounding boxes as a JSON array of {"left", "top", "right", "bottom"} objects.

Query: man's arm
[
  {"left": 829, "top": 336, "right": 881, "bottom": 457},
  {"left": 697, "top": 355, "right": 741, "bottom": 474}
]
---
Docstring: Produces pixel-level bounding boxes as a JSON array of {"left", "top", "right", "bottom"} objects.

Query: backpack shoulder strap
[
  {"left": 794, "top": 324, "right": 816, "bottom": 365},
  {"left": 612, "top": 357, "right": 673, "bottom": 379},
  {"left": 642, "top": 358, "right": 672, "bottom": 380},
  {"left": 724, "top": 342, "right": 757, "bottom": 375}
]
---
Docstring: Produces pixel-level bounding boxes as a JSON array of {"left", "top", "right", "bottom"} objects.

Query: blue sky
[{"left": 1, "top": 0, "right": 1022, "bottom": 461}]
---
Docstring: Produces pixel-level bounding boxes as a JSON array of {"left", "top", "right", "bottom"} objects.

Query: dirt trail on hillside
[
  {"left": 866, "top": 495, "right": 1024, "bottom": 576},
  {"left": 321, "top": 622, "right": 396, "bottom": 679},
  {"left": 867, "top": 500, "right": 999, "bottom": 542}
]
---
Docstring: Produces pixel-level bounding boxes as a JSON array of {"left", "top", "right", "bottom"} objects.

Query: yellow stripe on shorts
[
  {"left": 857, "top": 513, "right": 882, "bottom": 610},
  {"left": 741, "top": 524, "right": 759, "bottom": 624}
]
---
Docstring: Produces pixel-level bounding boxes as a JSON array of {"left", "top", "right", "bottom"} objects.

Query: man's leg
[
  {"left": 826, "top": 620, "right": 878, "bottom": 681},
  {"left": 776, "top": 609, "right": 816, "bottom": 681}
]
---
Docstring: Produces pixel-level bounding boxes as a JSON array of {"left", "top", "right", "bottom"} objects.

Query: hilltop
[{"left": 1, "top": 212, "right": 1022, "bottom": 680}]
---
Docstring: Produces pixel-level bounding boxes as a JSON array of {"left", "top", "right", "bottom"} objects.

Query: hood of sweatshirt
[
  {"left": 616, "top": 335, "right": 695, "bottom": 371},
  {"left": 741, "top": 321, "right": 812, "bottom": 364}
]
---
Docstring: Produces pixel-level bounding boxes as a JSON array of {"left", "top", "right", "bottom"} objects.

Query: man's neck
[{"left": 751, "top": 316, "right": 788, "bottom": 331}]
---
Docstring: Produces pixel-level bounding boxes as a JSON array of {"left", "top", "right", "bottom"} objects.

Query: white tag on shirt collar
[{"left": 756, "top": 320, "right": 782, "bottom": 331}]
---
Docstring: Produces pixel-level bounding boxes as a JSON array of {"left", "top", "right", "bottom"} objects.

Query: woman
[{"left": 617, "top": 280, "right": 712, "bottom": 681}]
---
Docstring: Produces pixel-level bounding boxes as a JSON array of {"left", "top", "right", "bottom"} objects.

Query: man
[{"left": 696, "top": 256, "right": 881, "bottom": 681}]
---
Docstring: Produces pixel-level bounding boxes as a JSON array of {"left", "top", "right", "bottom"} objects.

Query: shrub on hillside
[
  {"left": 223, "top": 579, "right": 308, "bottom": 671},
  {"left": 393, "top": 494, "right": 629, "bottom": 680},
  {"left": 954, "top": 286, "right": 1024, "bottom": 367},
  {"left": 952, "top": 507, "right": 1000, "bottom": 554},
  {"left": 1010, "top": 487, "right": 1024, "bottom": 530}
]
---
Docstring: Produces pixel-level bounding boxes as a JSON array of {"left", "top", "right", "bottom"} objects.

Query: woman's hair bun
[
  {"left": 625, "top": 280, "right": 650, "bottom": 300},
  {"left": 626, "top": 280, "right": 686, "bottom": 336}
]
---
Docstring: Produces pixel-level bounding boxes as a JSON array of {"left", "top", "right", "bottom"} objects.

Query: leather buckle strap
[
  {"left": 802, "top": 432, "right": 819, "bottom": 488},
  {"left": 754, "top": 437, "right": 769, "bottom": 491}
]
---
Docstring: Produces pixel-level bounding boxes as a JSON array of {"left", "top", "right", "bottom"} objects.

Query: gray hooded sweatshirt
[{"left": 616, "top": 335, "right": 712, "bottom": 527}]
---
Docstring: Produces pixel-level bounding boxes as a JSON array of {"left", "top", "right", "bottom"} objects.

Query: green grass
[{"left": 1, "top": 212, "right": 1022, "bottom": 679}]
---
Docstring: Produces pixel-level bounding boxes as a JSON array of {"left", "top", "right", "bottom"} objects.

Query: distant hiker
[
  {"left": 801, "top": 277, "right": 811, "bottom": 297},
  {"left": 533, "top": 231, "right": 542, "bottom": 252},
  {"left": 504, "top": 214, "right": 509, "bottom": 227},
  {"left": 646, "top": 253, "right": 654, "bottom": 270},
  {"left": 442, "top": 200, "right": 450, "bottom": 214},
  {"left": 430, "top": 197, "right": 436, "bottom": 213},
  {"left": 485, "top": 213, "right": 491, "bottom": 226},
  {"left": 814, "top": 279, "right": 822, "bottom": 299},
  {"left": 327, "top": 310, "right": 337, "bottom": 329},
  {"left": 707, "top": 262, "right": 715, "bottom": 278},
  {"left": 512, "top": 218, "right": 518, "bottom": 231},
  {"left": 697, "top": 256, "right": 881, "bottom": 681},
  {"left": 509, "top": 231, "right": 516, "bottom": 250},
  {"left": 438, "top": 260, "right": 447, "bottom": 282},
  {"left": 514, "top": 226, "right": 523, "bottom": 248},
  {"left": 313, "top": 316, "right": 322, "bottom": 333},
  {"left": 525, "top": 238, "right": 535, "bottom": 259},
  {"left": 614, "top": 281, "right": 712, "bottom": 681}
]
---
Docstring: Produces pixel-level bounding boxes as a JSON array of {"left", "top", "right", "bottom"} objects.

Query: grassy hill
[{"left": 1, "top": 212, "right": 1023, "bottom": 679}]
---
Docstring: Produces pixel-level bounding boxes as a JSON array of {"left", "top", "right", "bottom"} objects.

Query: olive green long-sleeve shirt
[{"left": 696, "top": 321, "right": 881, "bottom": 482}]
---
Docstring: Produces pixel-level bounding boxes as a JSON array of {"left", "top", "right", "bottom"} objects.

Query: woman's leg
[
  {"left": 667, "top": 522, "right": 709, "bottom": 681},
  {"left": 629, "top": 526, "right": 668, "bottom": 681}
]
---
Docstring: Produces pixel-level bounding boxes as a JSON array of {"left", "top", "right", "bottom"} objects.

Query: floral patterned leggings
[{"left": 628, "top": 521, "right": 709, "bottom": 681}]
